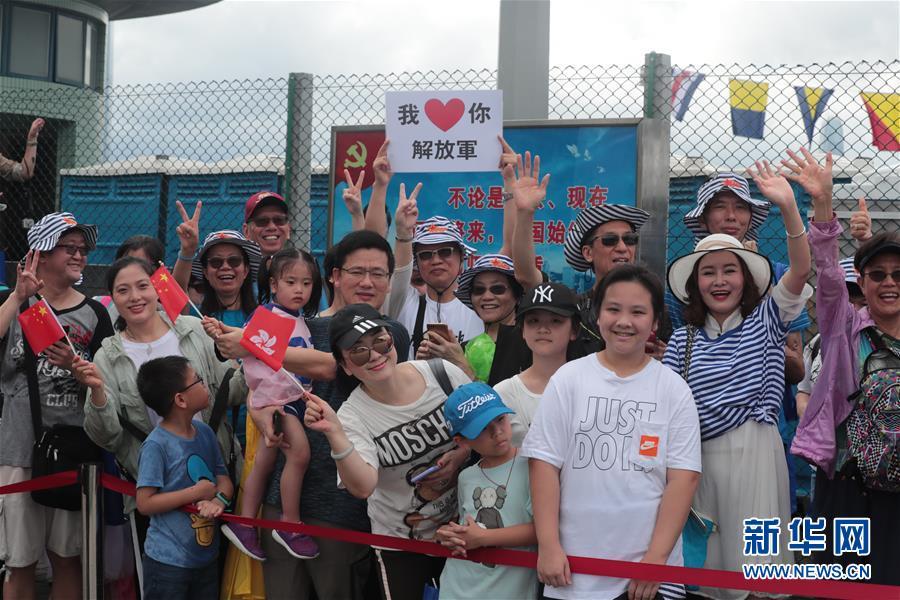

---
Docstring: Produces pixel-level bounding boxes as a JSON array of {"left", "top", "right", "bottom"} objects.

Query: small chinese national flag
[
  {"left": 150, "top": 265, "right": 189, "bottom": 322},
  {"left": 18, "top": 299, "right": 66, "bottom": 355},
  {"left": 240, "top": 307, "right": 294, "bottom": 371}
]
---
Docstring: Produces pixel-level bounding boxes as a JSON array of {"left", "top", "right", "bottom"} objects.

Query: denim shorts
[{"left": 142, "top": 555, "right": 217, "bottom": 600}]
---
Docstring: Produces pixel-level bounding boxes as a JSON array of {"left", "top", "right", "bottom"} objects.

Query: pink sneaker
[
  {"left": 272, "top": 528, "right": 319, "bottom": 560},
  {"left": 221, "top": 522, "right": 266, "bottom": 561}
]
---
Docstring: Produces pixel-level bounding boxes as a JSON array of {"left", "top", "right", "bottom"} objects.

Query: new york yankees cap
[
  {"left": 329, "top": 303, "right": 392, "bottom": 350},
  {"left": 516, "top": 282, "right": 580, "bottom": 320}
]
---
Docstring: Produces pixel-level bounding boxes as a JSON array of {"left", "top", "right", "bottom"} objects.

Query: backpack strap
[
  {"left": 207, "top": 367, "right": 236, "bottom": 435},
  {"left": 20, "top": 300, "right": 43, "bottom": 442},
  {"left": 117, "top": 412, "right": 147, "bottom": 443},
  {"left": 411, "top": 294, "right": 428, "bottom": 355},
  {"left": 682, "top": 325, "right": 696, "bottom": 381},
  {"left": 426, "top": 358, "right": 455, "bottom": 397}
]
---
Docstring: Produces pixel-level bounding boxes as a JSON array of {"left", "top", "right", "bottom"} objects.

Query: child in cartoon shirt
[
  {"left": 135, "top": 356, "right": 233, "bottom": 600},
  {"left": 437, "top": 382, "right": 538, "bottom": 600}
]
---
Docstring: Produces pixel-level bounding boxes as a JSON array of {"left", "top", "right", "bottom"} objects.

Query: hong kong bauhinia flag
[
  {"left": 18, "top": 299, "right": 66, "bottom": 355},
  {"left": 150, "top": 265, "right": 189, "bottom": 322},
  {"left": 240, "top": 306, "right": 294, "bottom": 371}
]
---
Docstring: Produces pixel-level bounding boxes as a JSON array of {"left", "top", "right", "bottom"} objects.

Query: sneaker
[
  {"left": 272, "top": 528, "right": 319, "bottom": 560},
  {"left": 221, "top": 522, "right": 267, "bottom": 561}
]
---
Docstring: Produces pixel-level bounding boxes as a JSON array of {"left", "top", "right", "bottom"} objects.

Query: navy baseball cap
[{"left": 443, "top": 382, "right": 514, "bottom": 439}]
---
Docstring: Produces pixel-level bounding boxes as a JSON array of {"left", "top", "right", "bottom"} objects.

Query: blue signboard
[{"left": 329, "top": 121, "right": 639, "bottom": 293}]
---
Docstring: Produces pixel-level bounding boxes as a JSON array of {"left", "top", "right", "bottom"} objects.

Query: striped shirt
[{"left": 662, "top": 284, "right": 810, "bottom": 441}]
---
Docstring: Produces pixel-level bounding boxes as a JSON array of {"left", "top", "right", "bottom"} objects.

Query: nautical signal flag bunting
[
  {"left": 239, "top": 307, "right": 294, "bottom": 371},
  {"left": 729, "top": 79, "right": 769, "bottom": 139},
  {"left": 18, "top": 299, "right": 66, "bottom": 355},
  {"left": 795, "top": 86, "right": 833, "bottom": 145},
  {"left": 860, "top": 92, "right": 900, "bottom": 151},
  {"left": 150, "top": 265, "right": 189, "bottom": 322},
  {"left": 671, "top": 69, "right": 705, "bottom": 121}
]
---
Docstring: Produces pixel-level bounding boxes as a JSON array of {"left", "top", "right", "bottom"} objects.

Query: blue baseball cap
[{"left": 443, "top": 382, "right": 514, "bottom": 440}]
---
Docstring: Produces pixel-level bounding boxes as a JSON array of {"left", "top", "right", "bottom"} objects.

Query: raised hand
[
  {"left": 780, "top": 148, "right": 833, "bottom": 204},
  {"left": 27, "top": 118, "right": 45, "bottom": 142},
  {"left": 14, "top": 250, "right": 44, "bottom": 302},
  {"left": 342, "top": 169, "right": 365, "bottom": 217},
  {"left": 498, "top": 136, "right": 518, "bottom": 186},
  {"left": 513, "top": 151, "right": 551, "bottom": 214},
  {"left": 373, "top": 139, "right": 392, "bottom": 187},
  {"left": 394, "top": 182, "right": 422, "bottom": 237},
  {"left": 849, "top": 197, "right": 873, "bottom": 241},
  {"left": 175, "top": 200, "right": 202, "bottom": 255},
  {"left": 746, "top": 160, "right": 795, "bottom": 210}
]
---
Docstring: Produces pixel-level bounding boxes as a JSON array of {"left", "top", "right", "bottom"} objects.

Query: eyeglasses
[
  {"left": 56, "top": 244, "right": 90, "bottom": 257},
  {"left": 472, "top": 283, "right": 510, "bottom": 296},
  {"left": 416, "top": 247, "right": 456, "bottom": 262},
  {"left": 864, "top": 269, "right": 900, "bottom": 283},
  {"left": 347, "top": 334, "right": 394, "bottom": 367},
  {"left": 588, "top": 233, "right": 639, "bottom": 247},
  {"left": 340, "top": 267, "right": 391, "bottom": 282},
  {"left": 250, "top": 215, "right": 289, "bottom": 228},
  {"left": 206, "top": 256, "right": 244, "bottom": 270},
  {"left": 179, "top": 375, "right": 205, "bottom": 393}
]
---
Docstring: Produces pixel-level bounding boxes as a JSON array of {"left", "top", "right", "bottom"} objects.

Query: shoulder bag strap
[
  {"left": 411, "top": 294, "right": 428, "bottom": 354},
  {"left": 117, "top": 412, "right": 148, "bottom": 443},
  {"left": 20, "top": 300, "right": 43, "bottom": 441},
  {"left": 426, "top": 357, "right": 455, "bottom": 397},
  {"left": 682, "top": 325, "right": 696, "bottom": 381},
  {"left": 207, "top": 367, "right": 236, "bottom": 434}
]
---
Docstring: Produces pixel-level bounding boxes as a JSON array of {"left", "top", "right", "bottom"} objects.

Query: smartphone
[
  {"left": 426, "top": 323, "right": 453, "bottom": 343},
  {"left": 273, "top": 411, "right": 283, "bottom": 436},
  {"left": 410, "top": 464, "right": 441, "bottom": 484}
]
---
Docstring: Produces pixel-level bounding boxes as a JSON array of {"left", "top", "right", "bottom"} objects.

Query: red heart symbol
[{"left": 424, "top": 98, "right": 465, "bottom": 132}]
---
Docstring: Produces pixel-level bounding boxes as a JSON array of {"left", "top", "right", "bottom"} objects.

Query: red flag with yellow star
[
  {"left": 150, "top": 265, "right": 188, "bottom": 322},
  {"left": 17, "top": 299, "right": 66, "bottom": 355}
]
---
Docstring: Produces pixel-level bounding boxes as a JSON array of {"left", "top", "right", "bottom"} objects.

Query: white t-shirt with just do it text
[
  {"left": 521, "top": 355, "right": 702, "bottom": 600},
  {"left": 337, "top": 359, "right": 471, "bottom": 541}
]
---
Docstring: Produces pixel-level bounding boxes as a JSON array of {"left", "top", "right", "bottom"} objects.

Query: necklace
[{"left": 478, "top": 449, "right": 517, "bottom": 493}]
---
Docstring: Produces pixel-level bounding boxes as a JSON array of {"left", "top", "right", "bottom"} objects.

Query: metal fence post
[
  {"left": 285, "top": 73, "right": 315, "bottom": 248},
  {"left": 637, "top": 52, "right": 673, "bottom": 280},
  {"left": 81, "top": 462, "right": 103, "bottom": 600}
]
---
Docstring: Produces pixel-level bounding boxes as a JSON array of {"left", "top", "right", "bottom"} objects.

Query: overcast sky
[{"left": 111, "top": 1, "right": 900, "bottom": 84}]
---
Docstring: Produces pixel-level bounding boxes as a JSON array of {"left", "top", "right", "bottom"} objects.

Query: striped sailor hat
[
  {"left": 684, "top": 173, "right": 770, "bottom": 242},
  {"left": 191, "top": 230, "right": 262, "bottom": 281},
  {"left": 455, "top": 254, "right": 522, "bottom": 309},
  {"left": 329, "top": 303, "right": 392, "bottom": 350},
  {"left": 413, "top": 216, "right": 476, "bottom": 258},
  {"left": 27, "top": 212, "right": 98, "bottom": 252},
  {"left": 839, "top": 257, "right": 860, "bottom": 286},
  {"left": 563, "top": 204, "right": 650, "bottom": 272}
]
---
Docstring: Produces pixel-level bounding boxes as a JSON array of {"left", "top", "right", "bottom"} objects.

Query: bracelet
[
  {"left": 786, "top": 227, "right": 807, "bottom": 240},
  {"left": 214, "top": 492, "right": 231, "bottom": 507},
  {"left": 330, "top": 443, "right": 354, "bottom": 461},
  {"left": 26, "top": 140, "right": 38, "bottom": 147},
  {"left": 394, "top": 234, "right": 414, "bottom": 244},
  {"left": 178, "top": 253, "right": 195, "bottom": 262}
]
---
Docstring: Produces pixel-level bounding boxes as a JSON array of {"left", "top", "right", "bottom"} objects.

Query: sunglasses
[
  {"left": 250, "top": 215, "right": 288, "bottom": 228},
  {"left": 206, "top": 256, "right": 244, "bottom": 270},
  {"left": 179, "top": 375, "right": 205, "bottom": 393},
  {"left": 588, "top": 233, "right": 639, "bottom": 247},
  {"left": 56, "top": 244, "right": 90, "bottom": 257},
  {"left": 416, "top": 247, "right": 456, "bottom": 262},
  {"left": 347, "top": 333, "right": 394, "bottom": 367},
  {"left": 864, "top": 269, "right": 900, "bottom": 283},
  {"left": 472, "top": 283, "right": 510, "bottom": 296}
]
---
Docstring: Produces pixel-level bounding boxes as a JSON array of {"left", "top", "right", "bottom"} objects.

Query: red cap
[{"left": 244, "top": 191, "right": 287, "bottom": 222}]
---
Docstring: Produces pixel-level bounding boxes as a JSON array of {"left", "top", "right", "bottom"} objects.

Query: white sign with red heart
[{"left": 385, "top": 89, "right": 503, "bottom": 173}]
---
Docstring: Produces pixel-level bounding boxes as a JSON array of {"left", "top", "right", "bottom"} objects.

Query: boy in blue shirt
[
  {"left": 437, "top": 382, "right": 538, "bottom": 600},
  {"left": 135, "top": 356, "right": 234, "bottom": 600}
]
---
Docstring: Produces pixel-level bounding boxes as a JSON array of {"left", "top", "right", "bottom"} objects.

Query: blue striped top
[{"left": 662, "top": 296, "right": 789, "bottom": 441}]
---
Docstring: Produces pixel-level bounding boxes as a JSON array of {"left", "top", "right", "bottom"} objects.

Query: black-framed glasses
[
  {"left": 416, "top": 247, "right": 456, "bottom": 262},
  {"left": 347, "top": 333, "right": 394, "bottom": 367},
  {"left": 251, "top": 215, "right": 288, "bottom": 228},
  {"left": 340, "top": 267, "right": 391, "bottom": 281},
  {"left": 472, "top": 283, "right": 510, "bottom": 296},
  {"left": 206, "top": 256, "right": 244, "bottom": 270},
  {"left": 56, "top": 244, "right": 90, "bottom": 257},
  {"left": 179, "top": 375, "right": 205, "bottom": 393},
  {"left": 864, "top": 269, "right": 900, "bottom": 283},
  {"left": 589, "top": 233, "right": 639, "bottom": 247}
]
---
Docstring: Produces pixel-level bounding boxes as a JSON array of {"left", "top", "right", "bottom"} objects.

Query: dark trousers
[
  {"left": 142, "top": 555, "right": 218, "bottom": 600},
  {"left": 374, "top": 549, "right": 444, "bottom": 600}
]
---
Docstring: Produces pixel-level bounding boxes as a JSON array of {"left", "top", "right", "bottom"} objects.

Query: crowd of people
[{"left": 0, "top": 134, "right": 897, "bottom": 600}]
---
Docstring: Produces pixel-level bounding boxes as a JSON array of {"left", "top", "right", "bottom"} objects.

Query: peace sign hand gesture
[
  {"left": 342, "top": 169, "right": 365, "bottom": 217},
  {"left": 175, "top": 200, "right": 202, "bottom": 255},
  {"left": 14, "top": 250, "right": 44, "bottom": 302},
  {"left": 395, "top": 182, "right": 422, "bottom": 239}
]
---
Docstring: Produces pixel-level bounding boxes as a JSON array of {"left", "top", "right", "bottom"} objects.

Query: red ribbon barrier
[{"left": 2, "top": 470, "right": 897, "bottom": 600}]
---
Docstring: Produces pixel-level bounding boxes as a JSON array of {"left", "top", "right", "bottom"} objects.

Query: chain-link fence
[{"left": 1, "top": 58, "right": 898, "bottom": 307}]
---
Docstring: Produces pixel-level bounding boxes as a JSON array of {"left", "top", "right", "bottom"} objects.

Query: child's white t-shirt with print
[
  {"left": 521, "top": 355, "right": 702, "bottom": 600},
  {"left": 337, "top": 359, "right": 471, "bottom": 541},
  {"left": 494, "top": 374, "right": 542, "bottom": 447}
]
